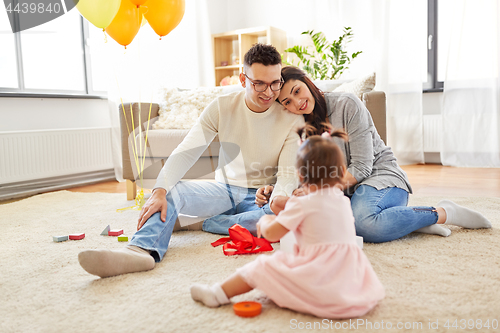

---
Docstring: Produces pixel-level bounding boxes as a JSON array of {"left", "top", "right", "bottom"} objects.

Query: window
[
  {"left": 0, "top": 9, "right": 19, "bottom": 88},
  {"left": 425, "top": 0, "right": 443, "bottom": 92},
  {"left": 425, "top": 0, "right": 497, "bottom": 91},
  {"left": 0, "top": 8, "right": 106, "bottom": 97}
]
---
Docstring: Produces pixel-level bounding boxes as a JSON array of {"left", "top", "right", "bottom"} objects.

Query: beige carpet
[{"left": 0, "top": 191, "right": 499, "bottom": 333}]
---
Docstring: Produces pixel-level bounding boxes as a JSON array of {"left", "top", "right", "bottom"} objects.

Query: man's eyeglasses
[{"left": 243, "top": 73, "right": 283, "bottom": 92}]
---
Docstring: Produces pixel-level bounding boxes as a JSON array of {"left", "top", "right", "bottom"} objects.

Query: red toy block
[
  {"left": 108, "top": 229, "right": 124, "bottom": 236},
  {"left": 69, "top": 233, "right": 85, "bottom": 240}
]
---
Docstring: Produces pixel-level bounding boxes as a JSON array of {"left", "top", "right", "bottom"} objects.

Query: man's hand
[
  {"left": 137, "top": 188, "right": 168, "bottom": 231},
  {"left": 255, "top": 185, "right": 274, "bottom": 207}
]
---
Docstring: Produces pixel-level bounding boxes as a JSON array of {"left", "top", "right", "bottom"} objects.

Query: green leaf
[
  {"left": 352, "top": 51, "right": 362, "bottom": 58},
  {"left": 287, "top": 27, "right": 362, "bottom": 80}
]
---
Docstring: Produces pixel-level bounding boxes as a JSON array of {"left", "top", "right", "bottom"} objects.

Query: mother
[{"left": 265, "top": 66, "right": 491, "bottom": 243}]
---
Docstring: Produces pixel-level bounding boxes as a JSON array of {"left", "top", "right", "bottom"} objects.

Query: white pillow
[
  {"left": 333, "top": 72, "right": 376, "bottom": 99},
  {"left": 152, "top": 87, "right": 228, "bottom": 130},
  {"left": 151, "top": 74, "right": 375, "bottom": 130},
  {"left": 313, "top": 79, "right": 349, "bottom": 92}
]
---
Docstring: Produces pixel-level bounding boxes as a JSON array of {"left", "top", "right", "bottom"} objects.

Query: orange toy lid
[{"left": 233, "top": 301, "right": 262, "bottom": 317}]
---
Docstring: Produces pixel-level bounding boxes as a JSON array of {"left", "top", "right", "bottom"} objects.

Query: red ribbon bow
[{"left": 211, "top": 224, "right": 274, "bottom": 256}]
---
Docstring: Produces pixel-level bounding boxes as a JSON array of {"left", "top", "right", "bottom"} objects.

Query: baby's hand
[
  {"left": 292, "top": 187, "right": 306, "bottom": 197},
  {"left": 255, "top": 185, "right": 274, "bottom": 207}
]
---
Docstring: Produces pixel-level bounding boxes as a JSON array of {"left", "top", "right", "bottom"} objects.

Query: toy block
[
  {"left": 117, "top": 235, "right": 128, "bottom": 242},
  {"left": 108, "top": 229, "right": 123, "bottom": 236},
  {"left": 356, "top": 235, "right": 363, "bottom": 249},
  {"left": 100, "top": 225, "right": 111, "bottom": 236},
  {"left": 69, "top": 233, "right": 85, "bottom": 240},
  {"left": 233, "top": 301, "right": 262, "bottom": 317},
  {"left": 53, "top": 235, "right": 69, "bottom": 242}
]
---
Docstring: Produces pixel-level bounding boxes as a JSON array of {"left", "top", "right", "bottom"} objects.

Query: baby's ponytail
[
  {"left": 295, "top": 122, "right": 348, "bottom": 187},
  {"left": 320, "top": 122, "right": 348, "bottom": 142},
  {"left": 297, "top": 123, "right": 317, "bottom": 143},
  {"left": 297, "top": 122, "right": 348, "bottom": 143}
]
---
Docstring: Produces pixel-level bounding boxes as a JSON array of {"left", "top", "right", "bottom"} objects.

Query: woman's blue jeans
[
  {"left": 129, "top": 181, "right": 272, "bottom": 262},
  {"left": 351, "top": 185, "right": 438, "bottom": 243}
]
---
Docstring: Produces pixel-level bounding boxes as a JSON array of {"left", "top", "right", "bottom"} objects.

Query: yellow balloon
[
  {"left": 76, "top": 0, "right": 121, "bottom": 30},
  {"left": 144, "top": 0, "right": 185, "bottom": 38},
  {"left": 105, "top": 0, "right": 143, "bottom": 47}
]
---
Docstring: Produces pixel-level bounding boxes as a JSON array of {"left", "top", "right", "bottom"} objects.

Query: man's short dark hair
[{"left": 243, "top": 43, "right": 282, "bottom": 68}]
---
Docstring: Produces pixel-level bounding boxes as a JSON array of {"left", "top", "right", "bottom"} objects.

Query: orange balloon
[
  {"left": 106, "top": 0, "right": 143, "bottom": 47},
  {"left": 144, "top": 0, "right": 185, "bottom": 38},
  {"left": 129, "top": 0, "right": 149, "bottom": 7}
]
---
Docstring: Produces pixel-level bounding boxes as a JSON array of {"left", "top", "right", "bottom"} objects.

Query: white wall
[
  {"left": 206, "top": 0, "right": 228, "bottom": 34},
  {"left": 1, "top": 1, "right": 442, "bottom": 159},
  {"left": 0, "top": 0, "right": 222, "bottom": 134},
  {"left": 422, "top": 92, "right": 443, "bottom": 116},
  {"left": 0, "top": 98, "right": 110, "bottom": 132},
  {"left": 215, "top": 0, "right": 378, "bottom": 81},
  {"left": 0, "top": 0, "right": 382, "bottom": 133}
]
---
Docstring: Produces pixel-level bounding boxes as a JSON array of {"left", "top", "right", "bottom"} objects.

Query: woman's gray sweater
[{"left": 325, "top": 92, "right": 412, "bottom": 196}]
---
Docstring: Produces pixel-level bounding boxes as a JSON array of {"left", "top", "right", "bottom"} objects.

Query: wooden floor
[
  {"left": 65, "top": 164, "right": 500, "bottom": 198},
  {"left": 1, "top": 165, "right": 499, "bottom": 205}
]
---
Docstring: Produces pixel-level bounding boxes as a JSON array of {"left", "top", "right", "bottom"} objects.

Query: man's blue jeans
[
  {"left": 351, "top": 185, "right": 438, "bottom": 243},
  {"left": 129, "top": 181, "right": 272, "bottom": 262}
]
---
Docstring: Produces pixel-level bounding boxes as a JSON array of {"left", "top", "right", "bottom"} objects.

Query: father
[{"left": 78, "top": 44, "right": 304, "bottom": 278}]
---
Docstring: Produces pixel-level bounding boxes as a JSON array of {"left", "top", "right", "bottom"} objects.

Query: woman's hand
[
  {"left": 137, "top": 188, "right": 168, "bottom": 231},
  {"left": 255, "top": 185, "right": 274, "bottom": 207}
]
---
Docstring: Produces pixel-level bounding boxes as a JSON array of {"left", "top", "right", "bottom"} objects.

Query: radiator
[
  {"left": 0, "top": 128, "right": 114, "bottom": 185},
  {"left": 423, "top": 115, "right": 442, "bottom": 153}
]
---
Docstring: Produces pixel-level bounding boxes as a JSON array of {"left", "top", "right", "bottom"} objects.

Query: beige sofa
[{"left": 120, "top": 90, "right": 386, "bottom": 200}]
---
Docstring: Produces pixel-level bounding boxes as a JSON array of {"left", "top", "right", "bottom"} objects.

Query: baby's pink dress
[{"left": 237, "top": 186, "right": 385, "bottom": 319}]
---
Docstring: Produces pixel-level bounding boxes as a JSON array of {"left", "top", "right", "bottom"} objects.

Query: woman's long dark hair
[{"left": 279, "top": 66, "right": 328, "bottom": 135}]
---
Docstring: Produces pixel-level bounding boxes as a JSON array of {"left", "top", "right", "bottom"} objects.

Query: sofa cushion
[
  {"left": 332, "top": 73, "right": 376, "bottom": 99},
  {"left": 153, "top": 86, "right": 244, "bottom": 130},
  {"left": 151, "top": 75, "right": 375, "bottom": 130},
  {"left": 137, "top": 129, "right": 220, "bottom": 158}
]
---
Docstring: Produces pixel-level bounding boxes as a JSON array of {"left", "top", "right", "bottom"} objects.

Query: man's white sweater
[{"left": 154, "top": 91, "right": 304, "bottom": 201}]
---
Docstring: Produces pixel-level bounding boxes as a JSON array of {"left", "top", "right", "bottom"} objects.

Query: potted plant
[{"left": 283, "top": 27, "right": 362, "bottom": 80}]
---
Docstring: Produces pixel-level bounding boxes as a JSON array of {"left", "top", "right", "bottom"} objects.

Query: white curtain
[
  {"left": 441, "top": 0, "right": 500, "bottom": 167},
  {"left": 369, "top": 0, "right": 426, "bottom": 165},
  {"left": 313, "top": 0, "right": 427, "bottom": 165},
  {"left": 99, "top": 0, "right": 428, "bottom": 182},
  {"left": 252, "top": 0, "right": 427, "bottom": 165},
  {"left": 91, "top": 0, "right": 214, "bottom": 181}
]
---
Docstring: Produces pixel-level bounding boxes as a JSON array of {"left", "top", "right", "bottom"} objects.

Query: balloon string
[
  {"left": 113, "top": 71, "right": 142, "bottom": 201},
  {"left": 102, "top": 29, "right": 107, "bottom": 43},
  {"left": 141, "top": 102, "right": 153, "bottom": 184},
  {"left": 116, "top": 5, "right": 151, "bottom": 213},
  {"left": 117, "top": 188, "right": 145, "bottom": 212},
  {"left": 137, "top": 22, "right": 152, "bottom": 191},
  {"left": 119, "top": 102, "right": 142, "bottom": 188},
  {"left": 136, "top": 8, "right": 145, "bottom": 191}
]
